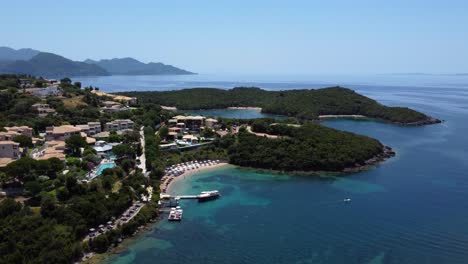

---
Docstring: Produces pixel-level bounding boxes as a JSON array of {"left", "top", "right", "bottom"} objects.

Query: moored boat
[{"left": 197, "top": 190, "right": 220, "bottom": 202}]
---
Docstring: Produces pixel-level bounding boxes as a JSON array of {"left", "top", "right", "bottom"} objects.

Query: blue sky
[{"left": 1, "top": 0, "right": 467, "bottom": 75}]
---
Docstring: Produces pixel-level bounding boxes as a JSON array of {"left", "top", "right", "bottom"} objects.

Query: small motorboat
[{"left": 344, "top": 198, "right": 351, "bottom": 202}]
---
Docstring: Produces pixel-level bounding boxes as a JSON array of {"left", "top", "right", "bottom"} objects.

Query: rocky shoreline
[
  {"left": 395, "top": 117, "right": 442, "bottom": 126},
  {"left": 230, "top": 146, "right": 396, "bottom": 176},
  {"left": 341, "top": 146, "right": 396, "bottom": 173}
]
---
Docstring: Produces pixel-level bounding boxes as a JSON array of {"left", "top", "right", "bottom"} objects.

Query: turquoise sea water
[{"left": 95, "top": 75, "right": 468, "bottom": 264}]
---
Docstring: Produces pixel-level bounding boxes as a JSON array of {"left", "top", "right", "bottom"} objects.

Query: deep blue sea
[{"left": 77, "top": 74, "right": 468, "bottom": 264}]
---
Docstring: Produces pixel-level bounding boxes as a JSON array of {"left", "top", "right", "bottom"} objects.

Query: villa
[
  {"left": 171, "top": 115, "right": 207, "bottom": 132},
  {"left": 4, "top": 126, "right": 33, "bottom": 137},
  {"left": 91, "top": 90, "right": 138, "bottom": 105},
  {"left": 32, "top": 103, "right": 56, "bottom": 117},
  {"left": 0, "top": 141, "right": 21, "bottom": 167},
  {"left": 101, "top": 101, "right": 128, "bottom": 113},
  {"left": 24, "top": 86, "right": 61, "bottom": 98},
  {"left": 75, "top": 122, "right": 102, "bottom": 136},
  {"left": 46, "top": 125, "right": 82, "bottom": 141},
  {"left": 182, "top": 134, "right": 199, "bottom": 145},
  {"left": 0, "top": 141, "right": 21, "bottom": 159},
  {"left": 205, "top": 118, "right": 219, "bottom": 128},
  {"left": 93, "top": 140, "right": 120, "bottom": 157},
  {"left": 105, "top": 119, "right": 134, "bottom": 131},
  {"left": 167, "top": 127, "right": 182, "bottom": 140},
  {"left": 36, "top": 140, "right": 66, "bottom": 161}
]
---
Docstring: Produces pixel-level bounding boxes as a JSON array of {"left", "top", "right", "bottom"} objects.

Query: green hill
[{"left": 118, "top": 87, "right": 440, "bottom": 125}]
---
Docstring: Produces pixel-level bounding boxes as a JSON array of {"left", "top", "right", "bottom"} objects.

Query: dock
[{"left": 160, "top": 191, "right": 221, "bottom": 222}]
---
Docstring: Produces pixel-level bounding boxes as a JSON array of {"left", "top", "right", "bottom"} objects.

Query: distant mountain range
[
  {"left": 0, "top": 46, "right": 195, "bottom": 78},
  {"left": 84, "top": 58, "right": 194, "bottom": 75},
  {"left": 0, "top": 47, "right": 40, "bottom": 61},
  {"left": 0, "top": 52, "right": 109, "bottom": 77}
]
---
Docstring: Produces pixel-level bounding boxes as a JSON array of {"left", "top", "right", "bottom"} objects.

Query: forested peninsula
[
  {"left": 227, "top": 121, "right": 395, "bottom": 173},
  {"left": 118, "top": 87, "right": 440, "bottom": 125}
]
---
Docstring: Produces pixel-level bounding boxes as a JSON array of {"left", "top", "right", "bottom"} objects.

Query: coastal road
[
  {"left": 246, "top": 126, "right": 283, "bottom": 139},
  {"left": 137, "top": 126, "right": 148, "bottom": 176}
]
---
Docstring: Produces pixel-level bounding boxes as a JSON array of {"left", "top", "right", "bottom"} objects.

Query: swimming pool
[{"left": 96, "top": 162, "right": 116, "bottom": 176}]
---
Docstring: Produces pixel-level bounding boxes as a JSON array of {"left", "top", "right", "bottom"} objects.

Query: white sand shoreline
[
  {"left": 161, "top": 162, "right": 231, "bottom": 194},
  {"left": 318, "top": 114, "right": 367, "bottom": 119},
  {"left": 227, "top": 106, "right": 262, "bottom": 110}
]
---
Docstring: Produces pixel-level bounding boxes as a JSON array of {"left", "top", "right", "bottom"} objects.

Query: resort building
[
  {"left": 182, "top": 134, "right": 199, "bottom": 145},
  {"left": 24, "top": 86, "right": 61, "bottom": 98},
  {"left": 19, "top": 79, "right": 33, "bottom": 88},
  {"left": 35, "top": 140, "right": 66, "bottom": 161},
  {"left": 167, "top": 127, "right": 182, "bottom": 141},
  {"left": 0, "top": 141, "right": 21, "bottom": 159},
  {"left": 172, "top": 115, "right": 205, "bottom": 131},
  {"left": 168, "top": 119, "right": 178, "bottom": 127},
  {"left": 105, "top": 119, "right": 134, "bottom": 131},
  {"left": 93, "top": 140, "right": 120, "bottom": 157},
  {"left": 75, "top": 122, "right": 102, "bottom": 136},
  {"left": 205, "top": 118, "right": 219, "bottom": 128},
  {"left": 0, "top": 140, "right": 21, "bottom": 167},
  {"left": 46, "top": 125, "right": 82, "bottom": 141},
  {"left": 32, "top": 103, "right": 56, "bottom": 117},
  {"left": 91, "top": 90, "right": 138, "bottom": 106},
  {"left": 101, "top": 101, "right": 127, "bottom": 113},
  {"left": 4, "top": 126, "right": 33, "bottom": 137}
]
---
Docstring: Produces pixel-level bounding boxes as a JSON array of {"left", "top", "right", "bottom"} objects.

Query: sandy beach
[
  {"left": 318, "top": 114, "right": 367, "bottom": 119},
  {"left": 227, "top": 106, "right": 262, "bottom": 110},
  {"left": 161, "top": 162, "right": 230, "bottom": 194},
  {"left": 160, "top": 105, "right": 178, "bottom": 111}
]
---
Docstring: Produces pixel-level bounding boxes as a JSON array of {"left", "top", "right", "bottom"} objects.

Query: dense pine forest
[
  {"left": 228, "top": 123, "right": 387, "bottom": 172},
  {"left": 118, "top": 87, "right": 440, "bottom": 125}
]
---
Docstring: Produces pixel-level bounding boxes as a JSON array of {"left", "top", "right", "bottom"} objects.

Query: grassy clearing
[{"left": 62, "top": 95, "right": 87, "bottom": 109}]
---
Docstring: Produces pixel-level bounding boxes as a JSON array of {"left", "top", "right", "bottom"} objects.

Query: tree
[
  {"left": 108, "top": 131, "right": 122, "bottom": 143},
  {"left": 5, "top": 157, "right": 37, "bottom": 181},
  {"left": 40, "top": 195, "right": 57, "bottom": 218},
  {"left": 34, "top": 80, "right": 44, "bottom": 88},
  {"left": 25, "top": 181, "right": 42, "bottom": 196},
  {"left": 0, "top": 198, "right": 22, "bottom": 218},
  {"left": 60, "top": 78, "right": 72, "bottom": 85},
  {"left": 65, "top": 135, "right": 87, "bottom": 157},
  {"left": 112, "top": 144, "right": 135, "bottom": 158},
  {"left": 158, "top": 126, "right": 169, "bottom": 139},
  {"left": 47, "top": 157, "right": 65, "bottom": 177},
  {"left": 91, "top": 234, "right": 110, "bottom": 253},
  {"left": 121, "top": 159, "right": 135, "bottom": 173},
  {"left": 201, "top": 127, "right": 215, "bottom": 138}
]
